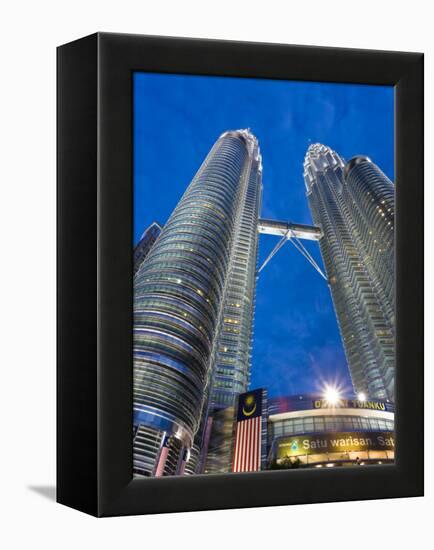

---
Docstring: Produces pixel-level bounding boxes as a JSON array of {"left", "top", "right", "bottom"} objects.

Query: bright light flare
[
  {"left": 323, "top": 385, "right": 341, "bottom": 406},
  {"left": 357, "top": 392, "right": 367, "bottom": 402}
]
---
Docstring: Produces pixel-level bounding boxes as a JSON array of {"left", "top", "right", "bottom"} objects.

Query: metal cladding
[
  {"left": 304, "top": 144, "right": 395, "bottom": 402},
  {"left": 133, "top": 130, "right": 262, "bottom": 476}
]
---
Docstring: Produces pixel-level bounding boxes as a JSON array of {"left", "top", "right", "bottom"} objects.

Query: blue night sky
[{"left": 133, "top": 72, "right": 394, "bottom": 399}]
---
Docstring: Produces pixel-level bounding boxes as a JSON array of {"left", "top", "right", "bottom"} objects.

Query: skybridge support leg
[
  {"left": 257, "top": 228, "right": 328, "bottom": 281},
  {"left": 257, "top": 234, "right": 288, "bottom": 274}
]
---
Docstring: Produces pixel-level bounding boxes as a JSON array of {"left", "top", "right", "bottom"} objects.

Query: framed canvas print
[{"left": 57, "top": 33, "right": 424, "bottom": 516}]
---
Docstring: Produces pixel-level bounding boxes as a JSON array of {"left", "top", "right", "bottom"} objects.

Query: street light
[{"left": 357, "top": 392, "right": 367, "bottom": 402}]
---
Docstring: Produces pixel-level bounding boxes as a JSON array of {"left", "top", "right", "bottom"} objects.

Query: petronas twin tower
[
  {"left": 305, "top": 145, "right": 395, "bottom": 402},
  {"left": 133, "top": 131, "right": 262, "bottom": 476},
  {"left": 133, "top": 130, "right": 395, "bottom": 477}
]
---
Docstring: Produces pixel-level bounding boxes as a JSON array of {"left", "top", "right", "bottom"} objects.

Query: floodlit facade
[
  {"left": 133, "top": 130, "right": 262, "bottom": 476},
  {"left": 304, "top": 144, "right": 395, "bottom": 401},
  {"left": 267, "top": 394, "right": 395, "bottom": 468},
  {"left": 202, "top": 394, "right": 394, "bottom": 472}
]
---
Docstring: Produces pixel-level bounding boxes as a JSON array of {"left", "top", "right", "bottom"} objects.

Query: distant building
[
  {"left": 133, "top": 221, "right": 162, "bottom": 276},
  {"left": 304, "top": 145, "right": 395, "bottom": 401}
]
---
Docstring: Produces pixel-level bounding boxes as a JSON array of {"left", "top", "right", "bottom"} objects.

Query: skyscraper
[
  {"left": 304, "top": 144, "right": 395, "bottom": 401},
  {"left": 133, "top": 130, "right": 262, "bottom": 476}
]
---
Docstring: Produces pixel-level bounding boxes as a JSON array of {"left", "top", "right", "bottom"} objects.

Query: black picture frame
[{"left": 57, "top": 32, "right": 424, "bottom": 517}]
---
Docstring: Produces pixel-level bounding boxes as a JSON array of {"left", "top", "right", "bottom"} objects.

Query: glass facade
[
  {"left": 133, "top": 130, "right": 262, "bottom": 476},
  {"left": 304, "top": 145, "right": 395, "bottom": 401},
  {"left": 270, "top": 414, "right": 394, "bottom": 440}
]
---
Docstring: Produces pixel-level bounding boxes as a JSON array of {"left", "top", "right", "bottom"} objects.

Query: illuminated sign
[
  {"left": 313, "top": 399, "right": 388, "bottom": 411},
  {"left": 275, "top": 431, "right": 394, "bottom": 459}
]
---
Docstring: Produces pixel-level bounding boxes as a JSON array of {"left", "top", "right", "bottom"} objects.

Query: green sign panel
[{"left": 275, "top": 431, "right": 394, "bottom": 459}]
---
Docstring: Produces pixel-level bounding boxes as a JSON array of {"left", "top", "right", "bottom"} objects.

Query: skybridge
[
  {"left": 257, "top": 218, "right": 327, "bottom": 280},
  {"left": 258, "top": 218, "right": 322, "bottom": 241}
]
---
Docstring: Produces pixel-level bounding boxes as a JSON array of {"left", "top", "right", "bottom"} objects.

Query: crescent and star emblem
[{"left": 242, "top": 394, "right": 257, "bottom": 416}]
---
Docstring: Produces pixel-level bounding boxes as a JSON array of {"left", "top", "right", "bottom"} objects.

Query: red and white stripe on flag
[
  {"left": 155, "top": 435, "right": 170, "bottom": 477},
  {"left": 232, "top": 416, "right": 262, "bottom": 472}
]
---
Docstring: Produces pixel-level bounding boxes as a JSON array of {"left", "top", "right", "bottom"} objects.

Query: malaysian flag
[
  {"left": 178, "top": 448, "right": 189, "bottom": 476},
  {"left": 232, "top": 389, "right": 264, "bottom": 473}
]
